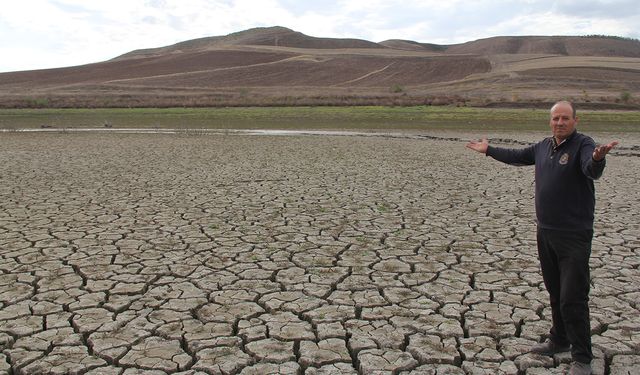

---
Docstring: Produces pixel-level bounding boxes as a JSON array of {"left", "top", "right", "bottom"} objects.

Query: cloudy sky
[{"left": 1, "top": 0, "right": 638, "bottom": 73}]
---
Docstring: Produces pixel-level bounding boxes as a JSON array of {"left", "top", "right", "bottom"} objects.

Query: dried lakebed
[{"left": 0, "top": 131, "right": 638, "bottom": 374}]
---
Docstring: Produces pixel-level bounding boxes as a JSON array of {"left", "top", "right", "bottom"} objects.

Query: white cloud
[
  {"left": 554, "top": 0, "right": 640, "bottom": 18},
  {"left": 0, "top": 0, "right": 638, "bottom": 73},
  {"left": 484, "top": 9, "right": 639, "bottom": 38}
]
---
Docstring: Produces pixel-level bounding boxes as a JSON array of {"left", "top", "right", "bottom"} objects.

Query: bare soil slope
[
  {"left": 447, "top": 35, "right": 640, "bottom": 57},
  {"left": 1, "top": 26, "right": 639, "bottom": 108}
]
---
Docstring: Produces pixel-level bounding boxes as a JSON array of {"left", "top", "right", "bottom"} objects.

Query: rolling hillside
[{"left": 1, "top": 26, "right": 639, "bottom": 108}]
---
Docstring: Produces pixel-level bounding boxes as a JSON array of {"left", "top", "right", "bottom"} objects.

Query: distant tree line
[{"left": 580, "top": 35, "right": 639, "bottom": 42}]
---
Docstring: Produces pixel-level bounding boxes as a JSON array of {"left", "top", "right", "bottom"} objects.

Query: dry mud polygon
[{"left": 0, "top": 132, "right": 638, "bottom": 374}]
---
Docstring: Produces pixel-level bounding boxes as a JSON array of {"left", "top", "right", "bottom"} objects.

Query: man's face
[{"left": 549, "top": 103, "right": 577, "bottom": 141}]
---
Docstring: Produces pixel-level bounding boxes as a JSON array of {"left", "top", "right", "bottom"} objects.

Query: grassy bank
[{"left": 1, "top": 106, "right": 639, "bottom": 133}]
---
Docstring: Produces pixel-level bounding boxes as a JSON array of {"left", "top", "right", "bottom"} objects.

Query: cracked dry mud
[{"left": 0, "top": 131, "right": 638, "bottom": 375}]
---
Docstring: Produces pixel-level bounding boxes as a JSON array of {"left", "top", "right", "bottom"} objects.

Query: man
[{"left": 466, "top": 101, "right": 618, "bottom": 375}]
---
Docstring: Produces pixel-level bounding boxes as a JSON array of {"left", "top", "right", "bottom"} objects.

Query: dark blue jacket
[{"left": 486, "top": 131, "right": 606, "bottom": 231}]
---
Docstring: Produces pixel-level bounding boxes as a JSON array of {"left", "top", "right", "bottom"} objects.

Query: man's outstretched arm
[
  {"left": 466, "top": 137, "right": 536, "bottom": 166},
  {"left": 583, "top": 140, "right": 618, "bottom": 179}
]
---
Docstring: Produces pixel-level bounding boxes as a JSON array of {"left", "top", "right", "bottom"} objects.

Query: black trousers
[{"left": 537, "top": 227, "right": 594, "bottom": 364}]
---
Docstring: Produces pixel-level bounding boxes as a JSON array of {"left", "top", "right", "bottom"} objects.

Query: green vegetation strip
[{"left": 1, "top": 106, "right": 638, "bottom": 132}]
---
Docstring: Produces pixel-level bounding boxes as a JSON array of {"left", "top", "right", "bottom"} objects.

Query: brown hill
[
  {"left": 379, "top": 40, "right": 447, "bottom": 53},
  {"left": 382, "top": 35, "right": 640, "bottom": 57},
  {"left": 1, "top": 27, "right": 639, "bottom": 108},
  {"left": 116, "top": 26, "right": 383, "bottom": 60},
  {"left": 447, "top": 35, "right": 640, "bottom": 57}
]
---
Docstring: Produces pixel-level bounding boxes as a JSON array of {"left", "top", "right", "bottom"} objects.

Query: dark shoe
[
  {"left": 530, "top": 339, "right": 570, "bottom": 356},
  {"left": 569, "top": 361, "right": 592, "bottom": 375}
]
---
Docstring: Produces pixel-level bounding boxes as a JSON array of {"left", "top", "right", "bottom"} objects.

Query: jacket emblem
[{"left": 559, "top": 153, "right": 570, "bottom": 165}]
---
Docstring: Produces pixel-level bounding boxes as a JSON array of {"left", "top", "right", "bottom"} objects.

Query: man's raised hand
[
  {"left": 466, "top": 138, "right": 489, "bottom": 154},
  {"left": 593, "top": 141, "right": 618, "bottom": 161}
]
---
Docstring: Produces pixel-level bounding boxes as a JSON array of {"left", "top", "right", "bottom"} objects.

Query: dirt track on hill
[{"left": 0, "top": 132, "right": 638, "bottom": 374}]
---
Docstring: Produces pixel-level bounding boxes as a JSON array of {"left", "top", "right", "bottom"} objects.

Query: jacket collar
[{"left": 553, "top": 130, "right": 577, "bottom": 149}]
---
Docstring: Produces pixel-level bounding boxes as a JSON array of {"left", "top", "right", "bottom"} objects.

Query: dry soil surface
[{"left": 0, "top": 131, "right": 638, "bottom": 374}]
